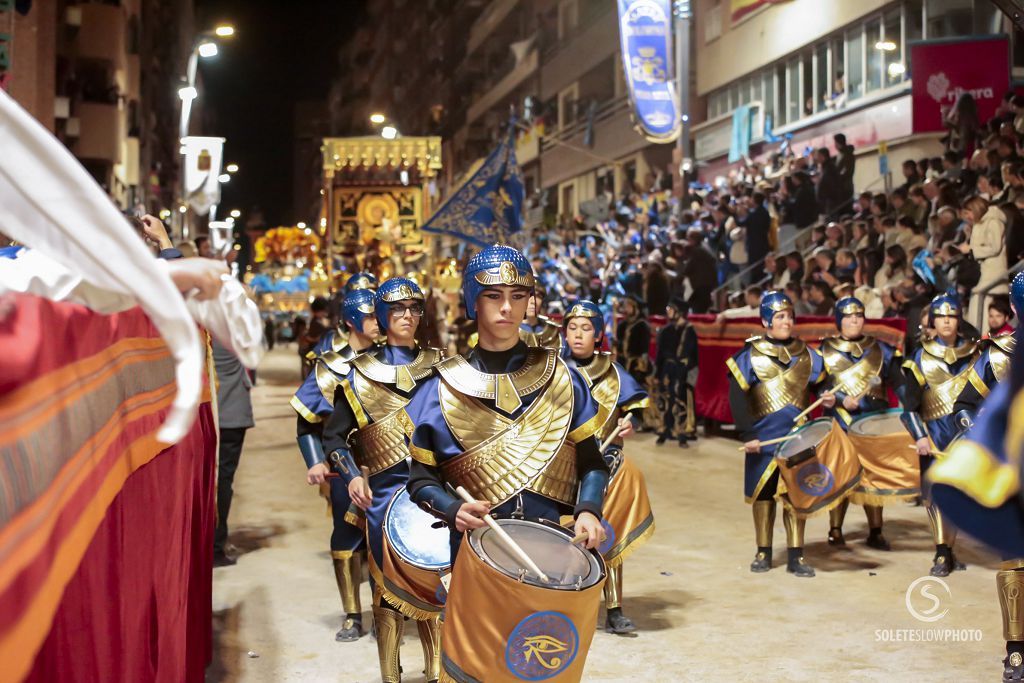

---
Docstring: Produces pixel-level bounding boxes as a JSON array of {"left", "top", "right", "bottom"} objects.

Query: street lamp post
[
  {"left": 674, "top": 1, "right": 692, "bottom": 200},
  {"left": 175, "top": 23, "right": 234, "bottom": 240}
]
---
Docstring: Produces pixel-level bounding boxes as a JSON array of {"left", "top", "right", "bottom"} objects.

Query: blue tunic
[
  {"left": 727, "top": 339, "right": 826, "bottom": 500},
  {"left": 903, "top": 338, "right": 985, "bottom": 454},
  {"left": 930, "top": 378, "right": 1024, "bottom": 558},
  {"left": 405, "top": 344, "right": 601, "bottom": 558},
  {"left": 290, "top": 346, "right": 365, "bottom": 554}
]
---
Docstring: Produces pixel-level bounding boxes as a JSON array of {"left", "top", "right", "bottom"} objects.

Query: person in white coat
[{"left": 960, "top": 196, "right": 1008, "bottom": 333}]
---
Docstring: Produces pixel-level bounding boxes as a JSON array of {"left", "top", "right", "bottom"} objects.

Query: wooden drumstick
[
  {"left": 454, "top": 486, "right": 551, "bottom": 584},
  {"left": 736, "top": 433, "right": 801, "bottom": 451},
  {"left": 360, "top": 466, "right": 372, "bottom": 498},
  {"left": 906, "top": 445, "right": 948, "bottom": 458},
  {"left": 792, "top": 396, "right": 827, "bottom": 424}
]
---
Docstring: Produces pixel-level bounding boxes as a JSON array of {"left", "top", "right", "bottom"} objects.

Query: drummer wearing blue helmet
[
  {"left": 819, "top": 296, "right": 904, "bottom": 550},
  {"left": 404, "top": 244, "right": 608, "bottom": 558},
  {"left": 291, "top": 287, "right": 379, "bottom": 642},
  {"left": 929, "top": 271, "right": 1024, "bottom": 682},
  {"left": 727, "top": 290, "right": 835, "bottom": 578},
  {"left": 321, "top": 276, "right": 444, "bottom": 683},
  {"left": 309, "top": 271, "right": 379, "bottom": 358},
  {"left": 901, "top": 292, "right": 991, "bottom": 577}
]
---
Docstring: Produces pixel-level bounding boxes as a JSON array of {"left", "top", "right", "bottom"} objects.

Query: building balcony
[
  {"left": 75, "top": 3, "right": 127, "bottom": 66},
  {"left": 539, "top": 97, "right": 650, "bottom": 187},
  {"left": 466, "top": 48, "right": 538, "bottom": 126},
  {"left": 466, "top": 0, "right": 519, "bottom": 56},
  {"left": 74, "top": 102, "right": 124, "bottom": 164},
  {"left": 540, "top": 4, "right": 616, "bottom": 101}
]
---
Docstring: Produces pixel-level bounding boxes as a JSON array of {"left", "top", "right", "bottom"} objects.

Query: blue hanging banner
[{"left": 617, "top": 0, "right": 681, "bottom": 143}]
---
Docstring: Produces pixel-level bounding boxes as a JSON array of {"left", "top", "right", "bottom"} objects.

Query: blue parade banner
[
  {"left": 617, "top": 0, "right": 681, "bottom": 143},
  {"left": 421, "top": 126, "right": 525, "bottom": 248}
]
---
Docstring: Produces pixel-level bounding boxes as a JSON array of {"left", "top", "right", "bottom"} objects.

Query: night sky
[{"left": 193, "top": 0, "right": 366, "bottom": 227}]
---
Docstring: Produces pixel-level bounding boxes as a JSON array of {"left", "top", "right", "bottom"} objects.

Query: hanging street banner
[
  {"left": 182, "top": 135, "right": 225, "bottom": 216},
  {"left": 617, "top": 0, "right": 681, "bottom": 143},
  {"left": 420, "top": 125, "right": 524, "bottom": 248}
]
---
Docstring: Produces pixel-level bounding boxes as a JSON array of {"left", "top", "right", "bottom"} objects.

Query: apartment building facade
[{"left": 693, "top": 0, "right": 1020, "bottom": 190}]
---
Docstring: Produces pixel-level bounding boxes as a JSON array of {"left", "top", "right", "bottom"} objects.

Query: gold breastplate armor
[
  {"left": 348, "top": 347, "right": 442, "bottom": 473},
  {"left": 748, "top": 338, "right": 812, "bottom": 419},
  {"left": 520, "top": 317, "right": 563, "bottom": 350},
  {"left": 989, "top": 334, "right": 1016, "bottom": 383},
  {"left": 918, "top": 339, "right": 981, "bottom": 421},
  {"left": 436, "top": 349, "right": 577, "bottom": 506},
  {"left": 578, "top": 354, "right": 622, "bottom": 443},
  {"left": 821, "top": 337, "right": 885, "bottom": 400}
]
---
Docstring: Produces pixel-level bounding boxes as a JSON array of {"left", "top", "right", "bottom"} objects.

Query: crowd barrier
[
  {"left": 0, "top": 294, "right": 217, "bottom": 683},
  {"left": 687, "top": 314, "right": 907, "bottom": 423}
]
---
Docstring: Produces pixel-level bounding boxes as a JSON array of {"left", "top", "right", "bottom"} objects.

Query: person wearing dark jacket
[
  {"left": 785, "top": 171, "right": 820, "bottom": 228},
  {"left": 655, "top": 299, "right": 698, "bottom": 447},
  {"left": 681, "top": 228, "right": 718, "bottom": 313},
  {"left": 815, "top": 148, "right": 845, "bottom": 217},
  {"left": 741, "top": 192, "right": 772, "bottom": 284},
  {"left": 834, "top": 134, "right": 856, "bottom": 206}
]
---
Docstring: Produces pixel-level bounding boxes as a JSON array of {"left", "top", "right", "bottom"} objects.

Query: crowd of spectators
[{"left": 522, "top": 91, "right": 1024, "bottom": 340}]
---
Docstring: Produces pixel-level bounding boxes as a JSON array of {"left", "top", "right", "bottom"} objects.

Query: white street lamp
[
  {"left": 218, "top": 173, "right": 231, "bottom": 183},
  {"left": 226, "top": 163, "right": 239, "bottom": 173},
  {"left": 381, "top": 125, "right": 398, "bottom": 140},
  {"left": 198, "top": 42, "right": 219, "bottom": 58}
]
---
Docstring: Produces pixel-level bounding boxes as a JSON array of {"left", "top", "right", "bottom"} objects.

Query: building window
[
  {"left": 883, "top": 9, "right": 905, "bottom": 86},
  {"left": 866, "top": 18, "right": 883, "bottom": 94},
  {"left": 762, "top": 70, "right": 776, "bottom": 128},
  {"left": 558, "top": 0, "right": 579, "bottom": 40},
  {"left": 847, "top": 26, "right": 865, "bottom": 102},
  {"left": 925, "top": 0, "right": 974, "bottom": 38},
  {"left": 558, "top": 83, "right": 579, "bottom": 130},
  {"left": 786, "top": 58, "right": 800, "bottom": 124},
  {"left": 814, "top": 43, "right": 829, "bottom": 113}
]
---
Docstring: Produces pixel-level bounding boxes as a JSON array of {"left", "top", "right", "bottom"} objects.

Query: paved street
[{"left": 210, "top": 346, "right": 1001, "bottom": 682}]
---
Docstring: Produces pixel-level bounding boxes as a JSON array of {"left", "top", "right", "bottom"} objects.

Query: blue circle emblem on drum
[
  {"left": 599, "top": 519, "right": 616, "bottom": 556},
  {"left": 505, "top": 611, "right": 579, "bottom": 680},
  {"left": 796, "top": 461, "right": 835, "bottom": 496}
]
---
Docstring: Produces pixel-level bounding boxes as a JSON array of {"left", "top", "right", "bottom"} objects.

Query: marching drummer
[
  {"left": 321, "top": 277, "right": 444, "bottom": 683},
  {"left": 928, "top": 272, "right": 1024, "bottom": 681},
  {"left": 563, "top": 299, "right": 654, "bottom": 635},
  {"left": 819, "top": 296, "right": 905, "bottom": 550},
  {"left": 900, "top": 293, "right": 989, "bottom": 577},
  {"left": 291, "top": 287, "right": 379, "bottom": 642},
  {"left": 520, "top": 284, "right": 563, "bottom": 350},
  {"left": 308, "top": 271, "right": 378, "bottom": 358},
  {"left": 726, "top": 290, "right": 835, "bottom": 578},
  {"left": 404, "top": 245, "right": 610, "bottom": 682}
]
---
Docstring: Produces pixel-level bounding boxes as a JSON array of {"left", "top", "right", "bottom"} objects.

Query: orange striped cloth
[{"left": 0, "top": 293, "right": 212, "bottom": 682}]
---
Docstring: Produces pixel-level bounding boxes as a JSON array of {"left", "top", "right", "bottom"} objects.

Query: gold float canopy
[{"left": 322, "top": 136, "right": 443, "bottom": 178}]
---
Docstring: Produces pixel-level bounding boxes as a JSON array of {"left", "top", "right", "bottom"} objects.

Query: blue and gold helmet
[
  {"left": 341, "top": 288, "right": 376, "bottom": 332},
  {"left": 375, "top": 277, "right": 424, "bottom": 331},
  {"left": 563, "top": 299, "right": 605, "bottom": 340},
  {"left": 462, "top": 244, "right": 535, "bottom": 320},
  {"left": 1011, "top": 271, "right": 1024, "bottom": 316},
  {"left": 928, "top": 292, "right": 961, "bottom": 326},
  {"left": 834, "top": 296, "right": 866, "bottom": 328},
  {"left": 344, "top": 272, "right": 378, "bottom": 293},
  {"left": 759, "top": 290, "right": 794, "bottom": 328}
]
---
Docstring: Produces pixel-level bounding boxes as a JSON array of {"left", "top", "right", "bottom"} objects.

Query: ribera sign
[{"left": 910, "top": 36, "right": 1009, "bottom": 133}]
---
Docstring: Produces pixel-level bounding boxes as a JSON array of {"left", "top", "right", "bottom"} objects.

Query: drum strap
[
  {"left": 350, "top": 408, "right": 414, "bottom": 476},
  {"left": 439, "top": 363, "right": 575, "bottom": 507}
]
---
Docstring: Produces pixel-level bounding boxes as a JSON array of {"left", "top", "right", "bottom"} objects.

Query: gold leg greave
[
  {"left": 753, "top": 500, "right": 776, "bottom": 548},
  {"left": 999, "top": 568, "right": 1024, "bottom": 642},
  {"left": 372, "top": 606, "right": 404, "bottom": 683},
  {"left": 332, "top": 552, "right": 362, "bottom": 616},
  {"left": 925, "top": 502, "right": 957, "bottom": 547},
  {"left": 416, "top": 616, "right": 441, "bottom": 682},
  {"left": 684, "top": 386, "right": 696, "bottom": 435},
  {"left": 864, "top": 504, "right": 883, "bottom": 529},
  {"left": 604, "top": 563, "right": 624, "bottom": 610},
  {"left": 783, "top": 507, "right": 805, "bottom": 548},
  {"left": 829, "top": 498, "right": 849, "bottom": 530}
]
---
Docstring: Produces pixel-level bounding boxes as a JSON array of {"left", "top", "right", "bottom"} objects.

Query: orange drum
[
  {"left": 847, "top": 410, "right": 921, "bottom": 505},
  {"left": 775, "top": 418, "right": 862, "bottom": 518}
]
